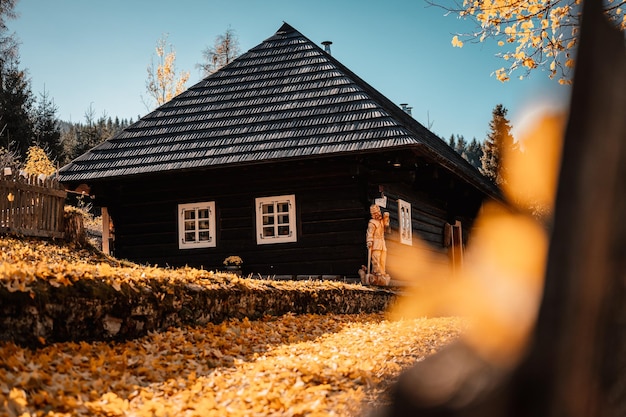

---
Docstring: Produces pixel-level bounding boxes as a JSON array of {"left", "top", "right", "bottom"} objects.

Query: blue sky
[{"left": 12, "top": 0, "right": 570, "bottom": 142}]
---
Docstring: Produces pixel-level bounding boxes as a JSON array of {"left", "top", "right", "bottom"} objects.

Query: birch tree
[
  {"left": 145, "top": 34, "right": 190, "bottom": 109},
  {"left": 198, "top": 27, "right": 241, "bottom": 76}
]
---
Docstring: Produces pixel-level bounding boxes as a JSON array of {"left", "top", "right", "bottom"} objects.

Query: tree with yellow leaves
[
  {"left": 145, "top": 34, "right": 190, "bottom": 109},
  {"left": 433, "top": 0, "right": 626, "bottom": 83},
  {"left": 23, "top": 145, "right": 56, "bottom": 176}
]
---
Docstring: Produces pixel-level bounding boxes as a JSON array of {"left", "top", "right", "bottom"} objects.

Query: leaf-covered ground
[
  {"left": 0, "top": 236, "right": 365, "bottom": 294},
  {"left": 1, "top": 313, "right": 463, "bottom": 416},
  {"left": 0, "top": 236, "right": 464, "bottom": 416}
]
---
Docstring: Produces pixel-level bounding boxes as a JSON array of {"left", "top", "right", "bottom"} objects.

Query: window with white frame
[
  {"left": 398, "top": 199, "right": 412, "bottom": 246},
  {"left": 255, "top": 194, "right": 297, "bottom": 244},
  {"left": 178, "top": 202, "right": 216, "bottom": 249}
]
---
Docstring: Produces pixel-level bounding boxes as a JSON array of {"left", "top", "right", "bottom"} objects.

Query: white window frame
[
  {"left": 255, "top": 194, "right": 297, "bottom": 245},
  {"left": 178, "top": 201, "right": 216, "bottom": 249},
  {"left": 398, "top": 199, "right": 412, "bottom": 246}
]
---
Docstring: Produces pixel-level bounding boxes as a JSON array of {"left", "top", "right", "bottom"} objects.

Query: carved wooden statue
[{"left": 365, "top": 204, "right": 391, "bottom": 286}]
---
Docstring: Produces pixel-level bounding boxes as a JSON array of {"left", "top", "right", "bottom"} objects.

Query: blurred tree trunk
[
  {"left": 381, "top": 1, "right": 626, "bottom": 416},
  {"left": 511, "top": 0, "right": 626, "bottom": 414}
]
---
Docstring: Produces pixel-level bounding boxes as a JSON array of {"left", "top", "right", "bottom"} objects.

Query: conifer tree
[
  {"left": 454, "top": 135, "right": 467, "bottom": 155},
  {"left": 480, "top": 104, "right": 515, "bottom": 185},
  {"left": 59, "top": 105, "right": 123, "bottom": 164},
  {"left": 0, "top": 0, "right": 18, "bottom": 63},
  {"left": 465, "top": 138, "right": 484, "bottom": 170},
  {"left": 33, "top": 87, "right": 61, "bottom": 162},
  {"left": 448, "top": 134, "right": 456, "bottom": 150},
  {"left": 0, "top": 0, "right": 36, "bottom": 159},
  {"left": 0, "top": 58, "right": 34, "bottom": 158}
]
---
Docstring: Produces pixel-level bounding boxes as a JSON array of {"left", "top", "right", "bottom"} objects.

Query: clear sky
[{"left": 11, "top": 0, "right": 570, "bottom": 143}]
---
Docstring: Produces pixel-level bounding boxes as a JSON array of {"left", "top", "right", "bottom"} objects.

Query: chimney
[
  {"left": 322, "top": 41, "right": 332, "bottom": 54},
  {"left": 399, "top": 103, "right": 413, "bottom": 116}
]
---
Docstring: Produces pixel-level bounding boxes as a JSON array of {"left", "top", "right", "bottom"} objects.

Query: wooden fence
[{"left": 0, "top": 168, "right": 67, "bottom": 239}]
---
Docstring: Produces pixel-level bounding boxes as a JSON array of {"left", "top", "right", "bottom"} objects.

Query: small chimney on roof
[
  {"left": 322, "top": 41, "right": 332, "bottom": 54},
  {"left": 399, "top": 103, "right": 413, "bottom": 116}
]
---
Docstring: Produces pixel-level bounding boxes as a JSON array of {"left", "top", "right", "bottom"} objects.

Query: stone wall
[{"left": 0, "top": 278, "right": 397, "bottom": 347}]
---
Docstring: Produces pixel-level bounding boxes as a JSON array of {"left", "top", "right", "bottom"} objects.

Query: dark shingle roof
[{"left": 59, "top": 22, "right": 496, "bottom": 196}]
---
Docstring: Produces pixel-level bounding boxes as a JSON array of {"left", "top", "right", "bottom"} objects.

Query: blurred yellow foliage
[{"left": 391, "top": 111, "right": 565, "bottom": 368}]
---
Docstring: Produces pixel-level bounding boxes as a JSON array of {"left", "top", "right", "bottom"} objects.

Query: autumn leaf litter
[{"left": 0, "top": 237, "right": 464, "bottom": 416}]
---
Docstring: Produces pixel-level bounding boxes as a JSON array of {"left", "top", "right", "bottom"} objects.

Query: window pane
[
  {"left": 277, "top": 202, "right": 289, "bottom": 213},
  {"left": 179, "top": 202, "right": 216, "bottom": 249},
  {"left": 255, "top": 195, "right": 296, "bottom": 245}
]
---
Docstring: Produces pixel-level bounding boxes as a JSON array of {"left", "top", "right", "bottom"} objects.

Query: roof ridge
[
  {"left": 275, "top": 22, "right": 299, "bottom": 36},
  {"left": 262, "top": 22, "right": 303, "bottom": 42}
]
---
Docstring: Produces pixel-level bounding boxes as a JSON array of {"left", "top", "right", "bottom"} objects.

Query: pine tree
[
  {"left": 480, "top": 104, "right": 515, "bottom": 185},
  {"left": 59, "top": 105, "right": 122, "bottom": 164},
  {"left": 75, "top": 106, "right": 113, "bottom": 157},
  {"left": 33, "top": 87, "right": 61, "bottom": 162},
  {"left": 449, "top": 134, "right": 482, "bottom": 169},
  {"left": 465, "top": 138, "right": 484, "bottom": 170},
  {"left": 59, "top": 123, "right": 78, "bottom": 165},
  {"left": 0, "top": 58, "right": 35, "bottom": 158},
  {"left": 0, "top": 0, "right": 18, "bottom": 63},
  {"left": 448, "top": 134, "right": 456, "bottom": 150},
  {"left": 454, "top": 135, "right": 467, "bottom": 155},
  {"left": 0, "top": 1, "right": 36, "bottom": 159}
]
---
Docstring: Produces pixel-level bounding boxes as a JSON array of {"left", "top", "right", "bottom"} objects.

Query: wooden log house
[{"left": 58, "top": 23, "right": 499, "bottom": 280}]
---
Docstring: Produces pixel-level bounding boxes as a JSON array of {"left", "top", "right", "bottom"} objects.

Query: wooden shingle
[{"left": 59, "top": 22, "right": 494, "bottom": 197}]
